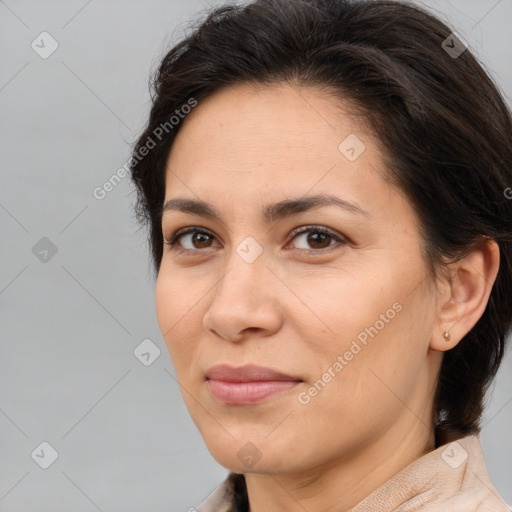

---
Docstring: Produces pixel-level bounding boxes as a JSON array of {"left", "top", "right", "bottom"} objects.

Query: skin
[{"left": 155, "top": 82, "right": 500, "bottom": 512}]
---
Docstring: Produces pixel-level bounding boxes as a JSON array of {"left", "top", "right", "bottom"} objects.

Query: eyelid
[{"left": 288, "top": 224, "right": 340, "bottom": 240}]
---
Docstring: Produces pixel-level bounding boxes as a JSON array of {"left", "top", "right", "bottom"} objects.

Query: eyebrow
[{"left": 161, "top": 193, "right": 369, "bottom": 223}]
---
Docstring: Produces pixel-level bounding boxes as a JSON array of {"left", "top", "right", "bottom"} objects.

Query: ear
[{"left": 430, "top": 238, "right": 500, "bottom": 352}]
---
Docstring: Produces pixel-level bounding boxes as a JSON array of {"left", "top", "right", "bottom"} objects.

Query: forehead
[
  {"left": 166, "top": 82, "right": 378, "bottom": 181},
  {"left": 170, "top": 82, "right": 368, "bottom": 148}
]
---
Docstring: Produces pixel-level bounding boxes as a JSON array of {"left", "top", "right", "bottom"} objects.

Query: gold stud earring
[{"left": 442, "top": 330, "right": 451, "bottom": 342}]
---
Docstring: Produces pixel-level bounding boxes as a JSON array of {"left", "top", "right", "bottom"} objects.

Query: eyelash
[{"left": 163, "top": 225, "right": 347, "bottom": 257}]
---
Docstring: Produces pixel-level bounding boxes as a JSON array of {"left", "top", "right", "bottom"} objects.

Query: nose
[{"left": 202, "top": 248, "right": 282, "bottom": 343}]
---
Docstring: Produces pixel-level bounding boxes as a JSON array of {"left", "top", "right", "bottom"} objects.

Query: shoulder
[
  {"left": 451, "top": 435, "right": 511, "bottom": 512},
  {"left": 350, "top": 434, "right": 511, "bottom": 512}
]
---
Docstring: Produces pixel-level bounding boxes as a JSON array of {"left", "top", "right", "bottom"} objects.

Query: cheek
[
  {"left": 293, "top": 312, "right": 420, "bottom": 451},
  {"left": 287, "top": 265, "right": 395, "bottom": 351},
  {"left": 155, "top": 266, "right": 203, "bottom": 331},
  {"left": 349, "top": 308, "right": 430, "bottom": 417},
  {"left": 291, "top": 266, "right": 427, "bottom": 405},
  {"left": 155, "top": 272, "right": 200, "bottom": 367},
  {"left": 155, "top": 274, "right": 175, "bottom": 342}
]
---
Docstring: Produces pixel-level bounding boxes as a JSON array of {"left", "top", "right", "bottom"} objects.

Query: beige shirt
[{"left": 196, "top": 435, "right": 511, "bottom": 511}]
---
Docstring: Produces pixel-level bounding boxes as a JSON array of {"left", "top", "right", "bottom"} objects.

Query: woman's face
[{"left": 156, "top": 83, "right": 442, "bottom": 475}]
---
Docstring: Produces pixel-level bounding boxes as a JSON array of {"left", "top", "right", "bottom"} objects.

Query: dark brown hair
[{"left": 129, "top": 0, "right": 512, "bottom": 509}]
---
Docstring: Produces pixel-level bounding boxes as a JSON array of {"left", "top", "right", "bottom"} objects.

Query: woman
[{"left": 129, "top": 0, "right": 512, "bottom": 510}]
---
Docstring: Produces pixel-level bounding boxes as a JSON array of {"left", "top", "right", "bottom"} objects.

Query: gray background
[{"left": 1, "top": 0, "right": 511, "bottom": 510}]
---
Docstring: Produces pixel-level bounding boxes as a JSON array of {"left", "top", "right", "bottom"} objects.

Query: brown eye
[
  {"left": 304, "top": 231, "right": 332, "bottom": 249},
  {"left": 289, "top": 226, "right": 345, "bottom": 254},
  {"left": 189, "top": 232, "right": 213, "bottom": 249},
  {"left": 164, "top": 228, "right": 218, "bottom": 252}
]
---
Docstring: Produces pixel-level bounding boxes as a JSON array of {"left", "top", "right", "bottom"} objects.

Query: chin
[{"left": 200, "top": 428, "right": 304, "bottom": 474}]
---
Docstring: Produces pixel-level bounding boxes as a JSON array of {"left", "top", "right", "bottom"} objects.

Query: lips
[
  {"left": 205, "top": 364, "right": 303, "bottom": 405},
  {"left": 205, "top": 364, "right": 301, "bottom": 382}
]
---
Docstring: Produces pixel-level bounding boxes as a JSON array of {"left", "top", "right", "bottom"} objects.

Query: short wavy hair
[{"left": 130, "top": 0, "right": 512, "bottom": 485}]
